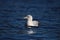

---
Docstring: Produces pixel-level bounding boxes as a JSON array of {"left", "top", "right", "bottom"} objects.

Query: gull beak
[{"left": 24, "top": 16, "right": 28, "bottom": 19}]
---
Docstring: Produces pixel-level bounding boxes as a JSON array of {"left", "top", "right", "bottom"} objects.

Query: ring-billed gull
[{"left": 24, "top": 15, "right": 39, "bottom": 28}]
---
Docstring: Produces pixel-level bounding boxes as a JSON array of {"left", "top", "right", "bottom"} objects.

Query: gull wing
[{"left": 33, "top": 21, "right": 39, "bottom": 26}]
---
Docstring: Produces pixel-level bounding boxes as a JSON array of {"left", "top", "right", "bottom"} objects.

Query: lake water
[{"left": 0, "top": 0, "right": 60, "bottom": 40}]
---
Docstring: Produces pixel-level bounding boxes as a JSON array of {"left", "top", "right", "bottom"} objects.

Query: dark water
[{"left": 0, "top": 0, "right": 60, "bottom": 40}]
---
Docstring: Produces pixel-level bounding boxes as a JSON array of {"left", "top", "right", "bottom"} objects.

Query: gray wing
[{"left": 33, "top": 21, "right": 39, "bottom": 26}]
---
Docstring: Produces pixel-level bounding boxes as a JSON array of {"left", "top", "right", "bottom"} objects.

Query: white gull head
[{"left": 24, "top": 15, "right": 39, "bottom": 28}]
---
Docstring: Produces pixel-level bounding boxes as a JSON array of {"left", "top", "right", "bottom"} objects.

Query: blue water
[{"left": 0, "top": 0, "right": 60, "bottom": 40}]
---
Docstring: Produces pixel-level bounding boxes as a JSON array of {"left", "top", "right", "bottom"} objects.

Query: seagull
[{"left": 24, "top": 15, "right": 39, "bottom": 28}]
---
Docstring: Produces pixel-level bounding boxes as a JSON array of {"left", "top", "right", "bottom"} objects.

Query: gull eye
[{"left": 27, "top": 16, "right": 29, "bottom": 18}]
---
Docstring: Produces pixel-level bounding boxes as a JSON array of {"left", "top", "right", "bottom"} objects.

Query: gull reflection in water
[{"left": 27, "top": 29, "right": 36, "bottom": 34}]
